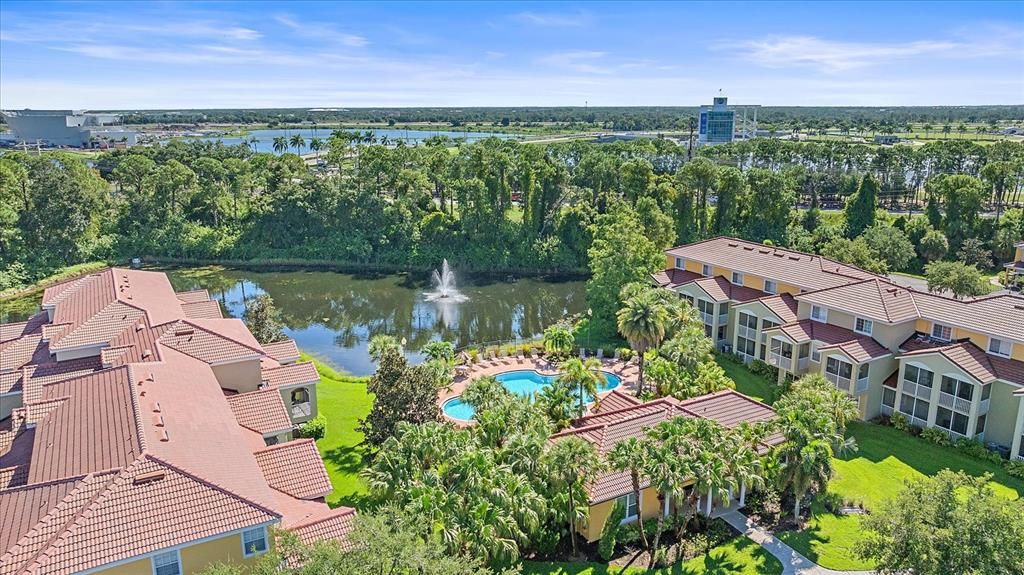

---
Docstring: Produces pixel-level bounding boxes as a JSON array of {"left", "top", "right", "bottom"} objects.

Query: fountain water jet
[{"left": 425, "top": 259, "right": 468, "bottom": 302}]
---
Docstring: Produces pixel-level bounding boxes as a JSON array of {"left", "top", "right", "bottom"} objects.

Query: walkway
[{"left": 717, "top": 509, "right": 873, "bottom": 575}]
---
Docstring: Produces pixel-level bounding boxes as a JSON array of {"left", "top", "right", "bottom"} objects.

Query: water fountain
[{"left": 425, "top": 259, "right": 468, "bottom": 302}]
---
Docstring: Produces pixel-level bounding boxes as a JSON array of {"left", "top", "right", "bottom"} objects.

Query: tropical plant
[
  {"left": 616, "top": 287, "right": 670, "bottom": 396},
  {"left": 557, "top": 356, "right": 606, "bottom": 416},
  {"left": 607, "top": 437, "right": 650, "bottom": 548},
  {"left": 271, "top": 136, "right": 288, "bottom": 154},
  {"left": 543, "top": 324, "right": 574, "bottom": 358},
  {"left": 242, "top": 294, "right": 286, "bottom": 343},
  {"left": 290, "top": 134, "right": 306, "bottom": 154},
  {"left": 544, "top": 436, "right": 603, "bottom": 557},
  {"left": 358, "top": 347, "right": 439, "bottom": 447},
  {"left": 368, "top": 334, "right": 401, "bottom": 362}
]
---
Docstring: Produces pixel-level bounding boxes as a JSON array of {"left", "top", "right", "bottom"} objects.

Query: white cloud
[
  {"left": 536, "top": 50, "right": 609, "bottom": 74},
  {"left": 274, "top": 13, "right": 367, "bottom": 47},
  {"left": 729, "top": 35, "right": 960, "bottom": 72},
  {"left": 512, "top": 10, "right": 592, "bottom": 27}
]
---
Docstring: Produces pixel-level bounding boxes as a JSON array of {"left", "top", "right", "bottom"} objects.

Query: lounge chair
[
  {"left": 578, "top": 348, "right": 586, "bottom": 359},
  {"left": 613, "top": 349, "right": 621, "bottom": 360},
  {"left": 596, "top": 348, "right": 604, "bottom": 360},
  {"left": 529, "top": 349, "right": 539, "bottom": 360}
]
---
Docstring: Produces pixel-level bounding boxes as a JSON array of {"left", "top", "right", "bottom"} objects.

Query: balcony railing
[
  {"left": 700, "top": 311, "right": 715, "bottom": 325},
  {"left": 1014, "top": 453, "right": 1024, "bottom": 462},
  {"left": 938, "top": 391, "right": 971, "bottom": 414},
  {"left": 797, "top": 357, "right": 809, "bottom": 372},
  {"left": 855, "top": 376, "right": 869, "bottom": 394},
  {"left": 903, "top": 381, "right": 932, "bottom": 400},
  {"left": 768, "top": 352, "right": 791, "bottom": 370},
  {"left": 980, "top": 398, "right": 991, "bottom": 414},
  {"left": 718, "top": 312, "right": 729, "bottom": 324},
  {"left": 826, "top": 371, "right": 851, "bottom": 392},
  {"left": 737, "top": 325, "right": 757, "bottom": 341},
  {"left": 291, "top": 402, "right": 312, "bottom": 419}
]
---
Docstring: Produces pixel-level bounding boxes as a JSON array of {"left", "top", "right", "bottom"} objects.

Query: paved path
[{"left": 717, "top": 509, "right": 873, "bottom": 575}]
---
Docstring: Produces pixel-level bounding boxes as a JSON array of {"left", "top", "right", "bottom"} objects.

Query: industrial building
[
  {"left": 696, "top": 94, "right": 758, "bottom": 147},
  {"left": 1, "top": 109, "right": 137, "bottom": 148}
]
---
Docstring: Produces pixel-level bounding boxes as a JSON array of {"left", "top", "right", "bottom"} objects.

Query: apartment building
[
  {"left": 654, "top": 237, "right": 1024, "bottom": 462},
  {"left": 0, "top": 269, "right": 352, "bottom": 575},
  {"left": 1006, "top": 240, "right": 1024, "bottom": 289}
]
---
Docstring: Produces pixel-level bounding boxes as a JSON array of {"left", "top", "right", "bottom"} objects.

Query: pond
[
  {"left": 166, "top": 127, "right": 521, "bottom": 154},
  {"left": 161, "top": 266, "right": 586, "bottom": 375}
]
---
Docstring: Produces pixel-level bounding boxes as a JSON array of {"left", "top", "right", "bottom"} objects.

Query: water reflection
[{"left": 163, "top": 267, "right": 585, "bottom": 376}]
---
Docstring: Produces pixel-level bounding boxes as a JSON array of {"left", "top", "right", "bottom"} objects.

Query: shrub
[
  {"left": 745, "top": 487, "right": 781, "bottom": 524},
  {"left": 618, "top": 517, "right": 660, "bottom": 546},
  {"left": 749, "top": 360, "right": 775, "bottom": 379},
  {"left": 954, "top": 438, "right": 1002, "bottom": 464},
  {"left": 920, "top": 427, "right": 951, "bottom": 446},
  {"left": 295, "top": 414, "right": 326, "bottom": 441},
  {"left": 1006, "top": 460, "right": 1024, "bottom": 479},
  {"left": 598, "top": 501, "right": 625, "bottom": 561},
  {"left": 890, "top": 412, "right": 909, "bottom": 432},
  {"left": 820, "top": 491, "right": 845, "bottom": 514},
  {"left": 617, "top": 347, "right": 634, "bottom": 361}
]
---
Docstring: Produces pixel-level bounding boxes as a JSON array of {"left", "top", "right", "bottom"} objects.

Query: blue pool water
[{"left": 442, "top": 370, "right": 622, "bottom": 421}]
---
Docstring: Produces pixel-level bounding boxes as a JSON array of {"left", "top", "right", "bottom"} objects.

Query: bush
[
  {"left": 617, "top": 347, "right": 634, "bottom": 361},
  {"left": 598, "top": 501, "right": 625, "bottom": 561},
  {"left": 295, "top": 414, "right": 326, "bottom": 441},
  {"left": 618, "top": 517, "right": 660, "bottom": 547},
  {"left": 1006, "top": 460, "right": 1024, "bottom": 479},
  {"left": 920, "top": 427, "right": 951, "bottom": 446},
  {"left": 954, "top": 438, "right": 1003, "bottom": 464},
  {"left": 749, "top": 359, "right": 775, "bottom": 379},
  {"left": 745, "top": 487, "right": 781, "bottom": 524},
  {"left": 890, "top": 412, "right": 909, "bottom": 432}
]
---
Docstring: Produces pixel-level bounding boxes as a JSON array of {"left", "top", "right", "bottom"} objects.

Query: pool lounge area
[{"left": 438, "top": 357, "right": 640, "bottom": 424}]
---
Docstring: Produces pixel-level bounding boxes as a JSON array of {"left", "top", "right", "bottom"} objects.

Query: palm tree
[
  {"left": 367, "top": 334, "right": 401, "bottom": 362},
  {"left": 544, "top": 437, "right": 603, "bottom": 557},
  {"left": 309, "top": 137, "right": 324, "bottom": 161},
  {"left": 558, "top": 357, "right": 605, "bottom": 416},
  {"left": 536, "top": 380, "right": 576, "bottom": 431},
  {"left": 922, "top": 123, "right": 933, "bottom": 138},
  {"left": 247, "top": 136, "right": 259, "bottom": 153},
  {"left": 607, "top": 437, "right": 649, "bottom": 549},
  {"left": 289, "top": 134, "right": 306, "bottom": 154},
  {"left": 641, "top": 438, "right": 686, "bottom": 568},
  {"left": 942, "top": 124, "right": 952, "bottom": 138},
  {"left": 781, "top": 438, "right": 834, "bottom": 520},
  {"left": 271, "top": 136, "right": 287, "bottom": 154},
  {"left": 543, "top": 324, "right": 574, "bottom": 359},
  {"left": 616, "top": 289, "right": 669, "bottom": 396}
]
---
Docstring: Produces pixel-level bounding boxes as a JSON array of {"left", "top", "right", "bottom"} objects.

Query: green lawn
[
  {"left": 303, "top": 353, "right": 373, "bottom": 508},
  {"left": 522, "top": 535, "right": 782, "bottom": 575},
  {"left": 778, "top": 421, "right": 1024, "bottom": 570},
  {"left": 715, "top": 355, "right": 776, "bottom": 405}
]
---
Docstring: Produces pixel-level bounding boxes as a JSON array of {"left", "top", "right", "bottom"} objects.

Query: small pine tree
[{"left": 845, "top": 174, "right": 879, "bottom": 237}]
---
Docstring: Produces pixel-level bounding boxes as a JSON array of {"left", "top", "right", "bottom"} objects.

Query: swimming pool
[{"left": 442, "top": 369, "right": 622, "bottom": 421}]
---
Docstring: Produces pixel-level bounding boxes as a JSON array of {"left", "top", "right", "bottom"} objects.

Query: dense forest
[
  {"left": 39, "top": 105, "right": 1024, "bottom": 132},
  {"left": 1, "top": 136, "right": 1022, "bottom": 305}
]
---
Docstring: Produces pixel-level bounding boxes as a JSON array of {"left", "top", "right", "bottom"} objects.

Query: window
[
  {"left": 810, "top": 305, "right": 827, "bottom": 322},
  {"left": 854, "top": 317, "right": 873, "bottom": 336},
  {"left": 243, "top": 526, "right": 269, "bottom": 557},
  {"left": 976, "top": 413, "right": 986, "bottom": 435},
  {"left": 290, "top": 387, "right": 310, "bottom": 405},
  {"left": 903, "top": 364, "right": 934, "bottom": 389},
  {"left": 761, "top": 319, "right": 778, "bottom": 331},
  {"left": 858, "top": 363, "right": 869, "bottom": 381},
  {"left": 811, "top": 342, "right": 820, "bottom": 362},
  {"left": 682, "top": 294, "right": 694, "bottom": 306},
  {"left": 731, "top": 271, "right": 744, "bottom": 285},
  {"left": 936, "top": 407, "right": 969, "bottom": 436},
  {"left": 989, "top": 338, "right": 1011, "bottom": 357},
  {"left": 770, "top": 338, "right": 793, "bottom": 359},
  {"left": 717, "top": 324, "right": 727, "bottom": 342},
  {"left": 702, "top": 264, "right": 712, "bottom": 277},
  {"left": 152, "top": 551, "right": 181, "bottom": 575},
  {"left": 981, "top": 384, "right": 991, "bottom": 401},
  {"left": 697, "top": 299, "right": 715, "bottom": 317},
  {"left": 763, "top": 279, "right": 777, "bottom": 294},
  {"left": 826, "top": 357, "right": 853, "bottom": 379},
  {"left": 616, "top": 492, "right": 639, "bottom": 521},
  {"left": 674, "top": 257, "right": 684, "bottom": 269},
  {"left": 882, "top": 387, "right": 896, "bottom": 408},
  {"left": 736, "top": 336, "right": 757, "bottom": 358},
  {"left": 739, "top": 312, "right": 758, "bottom": 330},
  {"left": 940, "top": 376, "right": 973, "bottom": 404},
  {"left": 931, "top": 323, "right": 952, "bottom": 342},
  {"left": 899, "top": 393, "right": 930, "bottom": 421}
]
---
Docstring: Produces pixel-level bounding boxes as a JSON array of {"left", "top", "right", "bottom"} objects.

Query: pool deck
[{"left": 439, "top": 356, "right": 641, "bottom": 424}]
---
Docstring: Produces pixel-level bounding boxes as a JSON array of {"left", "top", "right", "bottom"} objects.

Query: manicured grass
[
  {"left": 302, "top": 353, "right": 373, "bottom": 508},
  {"left": 522, "top": 535, "right": 782, "bottom": 575},
  {"left": 778, "top": 421, "right": 1024, "bottom": 570},
  {"left": 715, "top": 355, "right": 776, "bottom": 405}
]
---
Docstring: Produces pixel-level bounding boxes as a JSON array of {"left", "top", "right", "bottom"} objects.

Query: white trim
[
  {"left": 674, "top": 257, "right": 685, "bottom": 269},
  {"left": 242, "top": 525, "right": 269, "bottom": 558},
  {"left": 77, "top": 520, "right": 279, "bottom": 575},
  {"left": 988, "top": 337, "right": 1013, "bottom": 358},
  {"left": 615, "top": 491, "right": 641, "bottom": 525},
  {"left": 731, "top": 271, "right": 744, "bottom": 285},
  {"left": 209, "top": 355, "right": 264, "bottom": 367},
  {"left": 854, "top": 317, "right": 873, "bottom": 336},
  {"left": 274, "top": 380, "right": 320, "bottom": 390},
  {"left": 701, "top": 264, "right": 712, "bottom": 277},
  {"left": 763, "top": 279, "right": 777, "bottom": 294},
  {"left": 930, "top": 322, "right": 952, "bottom": 342},
  {"left": 810, "top": 305, "right": 828, "bottom": 323}
]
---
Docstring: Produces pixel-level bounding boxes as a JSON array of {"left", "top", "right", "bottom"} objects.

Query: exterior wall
[
  {"left": 54, "top": 344, "right": 104, "bottom": 362},
  {"left": 984, "top": 381, "right": 1020, "bottom": 448},
  {"left": 212, "top": 359, "right": 263, "bottom": 393},
  {"left": 871, "top": 321, "right": 917, "bottom": 353},
  {"left": 91, "top": 531, "right": 270, "bottom": 575},
  {"left": 915, "top": 319, "right": 1024, "bottom": 362},
  {"left": 279, "top": 384, "right": 318, "bottom": 424},
  {"left": 863, "top": 357, "right": 898, "bottom": 420},
  {"left": 582, "top": 486, "right": 663, "bottom": 543}
]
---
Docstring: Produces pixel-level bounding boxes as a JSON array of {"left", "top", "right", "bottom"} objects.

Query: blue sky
[{"left": 1, "top": 1, "right": 1021, "bottom": 109}]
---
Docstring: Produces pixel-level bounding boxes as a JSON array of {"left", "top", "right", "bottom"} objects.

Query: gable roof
[
  {"left": 665, "top": 237, "right": 880, "bottom": 292},
  {"left": 262, "top": 340, "right": 300, "bottom": 364},
  {"left": 227, "top": 388, "right": 293, "bottom": 436},
  {"left": 899, "top": 336, "right": 1024, "bottom": 386},
  {"left": 158, "top": 320, "right": 264, "bottom": 365},
  {"left": 735, "top": 293, "right": 798, "bottom": 324},
  {"left": 261, "top": 362, "right": 319, "bottom": 388},
  {"left": 764, "top": 320, "right": 891, "bottom": 362},
  {"left": 690, "top": 276, "right": 766, "bottom": 303},
  {"left": 254, "top": 439, "right": 333, "bottom": 500},
  {"left": 797, "top": 278, "right": 920, "bottom": 323}
]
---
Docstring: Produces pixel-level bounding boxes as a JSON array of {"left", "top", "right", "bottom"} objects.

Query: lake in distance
[{"left": 170, "top": 127, "right": 520, "bottom": 154}]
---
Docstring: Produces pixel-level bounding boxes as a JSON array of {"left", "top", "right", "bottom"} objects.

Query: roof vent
[
  {"left": 153, "top": 401, "right": 161, "bottom": 413},
  {"left": 174, "top": 328, "right": 194, "bottom": 337},
  {"left": 758, "top": 248, "right": 770, "bottom": 254},
  {"left": 1014, "top": 305, "right": 1024, "bottom": 311},
  {"left": 773, "top": 253, "right": 784, "bottom": 258},
  {"left": 743, "top": 246, "right": 755, "bottom": 251},
  {"left": 160, "top": 430, "right": 170, "bottom": 442},
  {"left": 727, "top": 242, "right": 739, "bottom": 247},
  {"left": 154, "top": 415, "right": 165, "bottom": 427},
  {"left": 135, "top": 323, "right": 144, "bottom": 332},
  {"left": 788, "top": 256, "right": 800, "bottom": 261},
  {"left": 133, "top": 470, "right": 165, "bottom": 485},
  {"left": 142, "top": 348, "right": 151, "bottom": 359}
]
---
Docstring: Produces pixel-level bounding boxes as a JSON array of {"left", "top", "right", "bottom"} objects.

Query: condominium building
[
  {"left": 654, "top": 237, "right": 1024, "bottom": 461},
  {"left": 0, "top": 269, "right": 352, "bottom": 575},
  {"left": 1005, "top": 241, "right": 1024, "bottom": 290}
]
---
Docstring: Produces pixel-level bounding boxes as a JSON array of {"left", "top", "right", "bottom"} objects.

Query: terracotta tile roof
[
  {"left": 181, "top": 300, "right": 224, "bottom": 319},
  {"left": 554, "top": 390, "right": 779, "bottom": 503},
  {"left": 898, "top": 337, "right": 1024, "bottom": 386},
  {"left": 290, "top": 507, "right": 356, "bottom": 549},
  {"left": 175, "top": 289, "right": 212, "bottom": 304},
  {"left": 0, "top": 474, "right": 84, "bottom": 552},
  {"left": 262, "top": 340, "right": 300, "bottom": 364},
  {"left": 0, "top": 334, "right": 46, "bottom": 374},
  {"left": 4, "top": 357, "right": 103, "bottom": 400},
  {"left": 592, "top": 390, "right": 642, "bottom": 413},
  {"left": 254, "top": 439, "right": 333, "bottom": 500},
  {"left": 665, "top": 237, "right": 880, "bottom": 292},
  {"left": 756, "top": 294, "right": 799, "bottom": 324},
  {"left": 0, "top": 457, "right": 279, "bottom": 575},
  {"left": 50, "top": 301, "right": 148, "bottom": 352},
  {"left": 797, "top": 279, "right": 920, "bottom": 323},
  {"left": 262, "top": 362, "right": 319, "bottom": 388},
  {"left": 690, "top": 276, "right": 766, "bottom": 303},
  {"left": 29, "top": 367, "right": 145, "bottom": 484},
  {"left": 651, "top": 269, "right": 703, "bottom": 290},
  {"left": 159, "top": 320, "right": 264, "bottom": 365},
  {"left": 0, "top": 314, "right": 46, "bottom": 344},
  {"left": 765, "top": 320, "right": 891, "bottom": 362},
  {"left": 40, "top": 275, "right": 94, "bottom": 308},
  {"left": 227, "top": 388, "right": 293, "bottom": 436},
  {"left": 913, "top": 293, "right": 1024, "bottom": 345},
  {"left": 883, "top": 370, "right": 898, "bottom": 389}
]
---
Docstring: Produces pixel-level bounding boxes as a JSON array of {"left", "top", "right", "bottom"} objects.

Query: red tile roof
[
  {"left": 159, "top": 320, "right": 264, "bottom": 365},
  {"left": 592, "top": 390, "right": 642, "bottom": 413},
  {"left": 797, "top": 279, "right": 920, "bottom": 323},
  {"left": 690, "top": 276, "right": 766, "bottom": 303},
  {"left": 290, "top": 507, "right": 357, "bottom": 550},
  {"left": 262, "top": 340, "right": 300, "bottom": 364},
  {"left": 262, "top": 362, "right": 319, "bottom": 388},
  {"left": 175, "top": 289, "right": 212, "bottom": 304},
  {"left": 254, "top": 439, "right": 333, "bottom": 500},
  {"left": 665, "top": 237, "right": 880, "bottom": 292},
  {"left": 651, "top": 269, "right": 703, "bottom": 290},
  {"left": 757, "top": 293, "right": 799, "bottom": 324},
  {"left": 764, "top": 320, "right": 891, "bottom": 362},
  {"left": 227, "top": 388, "right": 293, "bottom": 436},
  {"left": 898, "top": 337, "right": 1024, "bottom": 386},
  {"left": 181, "top": 300, "right": 224, "bottom": 319}
]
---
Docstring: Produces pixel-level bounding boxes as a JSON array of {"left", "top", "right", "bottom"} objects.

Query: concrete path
[{"left": 717, "top": 509, "right": 873, "bottom": 575}]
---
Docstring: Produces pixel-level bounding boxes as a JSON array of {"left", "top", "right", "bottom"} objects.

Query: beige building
[
  {"left": 655, "top": 237, "right": 1024, "bottom": 461},
  {"left": 0, "top": 269, "right": 351, "bottom": 575}
]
